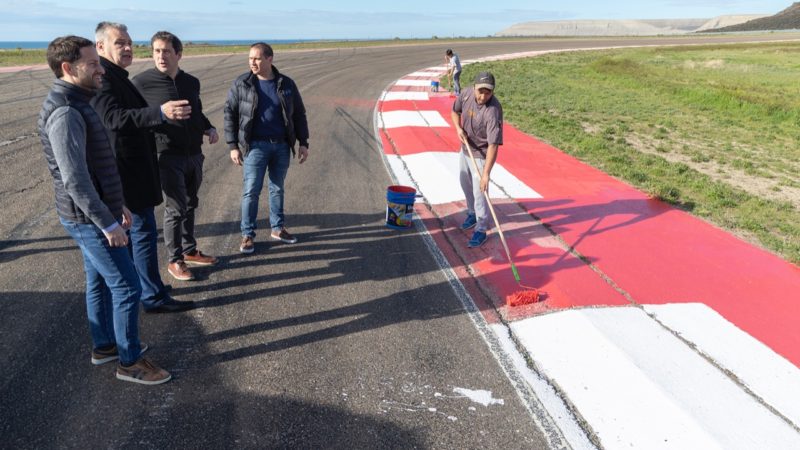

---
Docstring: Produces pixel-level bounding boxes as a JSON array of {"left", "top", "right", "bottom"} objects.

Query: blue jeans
[
  {"left": 453, "top": 71, "right": 461, "bottom": 94},
  {"left": 60, "top": 218, "right": 143, "bottom": 365},
  {"left": 128, "top": 207, "right": 168, "bottom": 309},
  {"left": 241, "top": 140, "right": 290, "bottom": 238}
]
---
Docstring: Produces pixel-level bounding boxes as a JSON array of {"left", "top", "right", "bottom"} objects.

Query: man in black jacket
[
  {"left": 133, "top": 31, "right": 218, "bottom": 282},
  {"left": 91, "top": 22, "right": 193, "bottom": 312},
  {"left": 224, "top": 42, "right": 310, "bottom": 254}
]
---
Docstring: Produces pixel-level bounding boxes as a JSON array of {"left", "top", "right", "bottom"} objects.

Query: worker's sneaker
[
  {"left": 116, "top": 358, "right": 172, "bottom": 385},
  {"left": 460, "top": 213, "right": 477, "bottom": 230},
  {"left": 468, "top": 230, "right": 488, "bottom": 248},
  {"left": 183, "top": 250, "right": 218, "bottom": 266},
  {"left": 167, "top": 260, "right": 194, "bottom": 281},
  {"left": 91, "top": 343, "right": 148, "bottom": 366},
  {"left": 240, "top": 236, "right": 255, "bottom": 254},
  {"left": 271, "top": 228, "right": 298, "bottom": 244}
]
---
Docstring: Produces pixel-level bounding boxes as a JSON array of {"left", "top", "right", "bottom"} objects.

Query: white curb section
[{"left": 511, "top": 306, "right": 800, "bottom": 449}]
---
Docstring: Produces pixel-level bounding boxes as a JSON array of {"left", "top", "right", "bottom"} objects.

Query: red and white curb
[{"left": 375, "top": 50, "right": 800, "bottom": 449}]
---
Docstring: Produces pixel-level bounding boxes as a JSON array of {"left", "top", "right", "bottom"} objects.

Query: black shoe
[{"left": 145, "top": 299, "right": 195, "bottom": 313}]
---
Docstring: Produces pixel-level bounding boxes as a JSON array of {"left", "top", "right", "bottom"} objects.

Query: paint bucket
[
  {"left": 386, "top": 185, "right": 416, "bottom": 229},
  {"left": 430, "top": 80, "right": 439, "bottom": 92}
]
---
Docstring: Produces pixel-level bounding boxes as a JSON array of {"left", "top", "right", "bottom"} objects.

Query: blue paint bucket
[
  {"left": 386, "top": 185, "right": 416, "bottom": 229},
  {"left": 430, "top": 80, "right": 439, "bottom": 92}
]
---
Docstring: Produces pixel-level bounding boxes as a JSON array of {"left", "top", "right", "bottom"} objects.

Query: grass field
[{"left": 458, "top": 42, "right": 800, "bottom": 264}]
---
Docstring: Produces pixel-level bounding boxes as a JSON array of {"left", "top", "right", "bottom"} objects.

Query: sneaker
[
  {"left": 183, "top": 250, "right": 218, "bottom": 266},
  {"left": 167, "top": 260, "right": 194, "bottom": 281},
  {"left": 468, "top": 230, "right": 488, "bottom": 248},
  {"left": 91, "top": 343, "right": 149, "bottom": 366},
  {"left": 270, "top": 228, "right": 298, "bottom": 244},
  {"left": 460, "top": 213, "right": 477, "bottom": 230},
  {"left": 116, "top": 358, "right": 172, "bottom": 385},
  {"left": 240, "top": 235, "right": 255, "bottom": 254}
]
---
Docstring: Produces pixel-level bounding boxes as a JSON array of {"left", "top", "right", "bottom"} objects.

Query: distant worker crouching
[{"left": 446, "top": 48, "right": 462, "bottom": 95}]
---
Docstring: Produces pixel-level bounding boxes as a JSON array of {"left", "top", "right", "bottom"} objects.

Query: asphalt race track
[{"left": 0, "top": 35, "right": 792, "bottom": 448}]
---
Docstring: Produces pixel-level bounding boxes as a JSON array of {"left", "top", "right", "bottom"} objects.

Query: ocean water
[{"left": 0, "top": 39, "right": 317, "bottom": 50}]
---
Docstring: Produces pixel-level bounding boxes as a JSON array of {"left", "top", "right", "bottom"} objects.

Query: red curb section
[{"left": 380, "top": 87, "right": 800, "bottom": 367}]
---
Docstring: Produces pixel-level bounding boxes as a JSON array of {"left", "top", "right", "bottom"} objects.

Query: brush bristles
[{"left": 506, "top": 290, "right": 540, "bottom": 307}]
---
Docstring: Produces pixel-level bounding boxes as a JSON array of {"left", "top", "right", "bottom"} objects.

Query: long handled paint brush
[{"left": 462, "top": 141, "right": 540, "bottom": 306}]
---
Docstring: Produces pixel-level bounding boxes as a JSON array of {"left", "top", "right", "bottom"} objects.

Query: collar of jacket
[
  {"left": 99, "top": 56, "right": 129, "bottom": 79},
  {"left": 245, "top": 65, "right": 283, "bottom": 87},
  {"left": 52, "top": 78, "right": 96, "bottom": 102},
  {"left": 148, "top": 67, "right": 185, "bottom": 81}
]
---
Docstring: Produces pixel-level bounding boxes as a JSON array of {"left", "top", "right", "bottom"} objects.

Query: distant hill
[
  {"left": 705, "top": 3, "right": 800, "bottom": 32},
  {"left": 694, "top": 15, "right": 769, "bottom": 32},
  {"left": 497, "top": 15, "right": 766, "bottom": 37}
]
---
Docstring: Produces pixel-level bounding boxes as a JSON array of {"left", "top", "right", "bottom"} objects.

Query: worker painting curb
[{"left": 374, "top": 50, "right": 800, "bottom": 448}]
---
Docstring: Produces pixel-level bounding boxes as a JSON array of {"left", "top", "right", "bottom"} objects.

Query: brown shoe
[
  {"left": 240, "top": 236, "right": 254, "bottom": 254},
  {"left": 116, "top": 357, "right": 172, "bottom": 385},
  {"left": 183, "top": 250, "right": 218, "bottom": 266},
  {"left": 91, "top": 342, "right": 148, "bottom": 366},
  {"left": 167, "top": 260, "right": 194, "bottom": 281},
  {"left": 270, "top": 228, "right": 298, "bottom": 244}
]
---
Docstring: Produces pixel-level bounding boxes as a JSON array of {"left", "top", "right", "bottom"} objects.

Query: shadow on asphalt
[
  {"left": 0, "top": 289, "right": 426, "bottom": 448},
  {"left": 0, "top": 234, "right": 74, "bottom": 264}
]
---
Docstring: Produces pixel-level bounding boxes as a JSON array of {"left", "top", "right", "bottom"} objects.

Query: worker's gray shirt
[
  {"left": 450, "top": 54, "right": 462, "bottom": 73},
  {"left": 453, "top": 89, "right": 503, "bottom": 158}
]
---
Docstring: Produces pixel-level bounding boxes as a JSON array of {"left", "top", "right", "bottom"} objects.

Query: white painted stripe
[
  {"left": 380, "top": 110, "right": 450, "bottom": 128},
  {"left": 382, "top": 91, "right": 429, "bottom": 101},
  {"left": 407, "top": 71, "right": 445, "bottom": 77},
  {"left": 646, "top": 303, "right": 800, "bottom": 427},
  {"left": 427, "top": 65, "right": 449, "bottom": 71},
  {"left": 511, "top": 307, "right": 800, "bottom": 449},
  {"left": 490, "top": 323, "right": 596, "bottom": 449},
  {"left": 385, "top": 155, "right": 418, "bottom": 194},
  {"left": 395, "top": 79, "right": 437, "bottom": 87},
  {"left": 399, "top": 152, "right": 541, "bottom": 204}
]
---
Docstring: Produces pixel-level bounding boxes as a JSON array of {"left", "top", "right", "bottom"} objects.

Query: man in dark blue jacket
[
  {"left": 92, "top": 21, "right": 193, "bottom": 312},
  {"left": 39, "top": 35, "right": 170, "bottom": 385},
  {"left": 224, "top": 42, "right": 310, "bottom": 254},
  {"left": 133, "top": 31, "right": 218, "bottom": 282}
]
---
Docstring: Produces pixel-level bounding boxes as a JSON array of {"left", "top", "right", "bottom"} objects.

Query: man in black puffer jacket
[
  {"left": 224, "top": 42, "right": 310, "bottom": 254},
  {"left": 133, "top": 31, "right": 219, "bottom": 282}
]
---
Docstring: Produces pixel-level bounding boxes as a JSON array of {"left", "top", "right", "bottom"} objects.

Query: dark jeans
[
  {"left": 128, "top": 206, "right": 169, "bottom": 308},
  {"left": 159, "top": 153, "right": 204, "bottom": 263},
  {"left": 60, "top": 218, "right": 143, "bottom": 365}
]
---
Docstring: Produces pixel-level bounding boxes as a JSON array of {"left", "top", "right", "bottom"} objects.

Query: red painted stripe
[
  {"left": 381, "top": 84, "right": 800, "bottom": 367},
  {"left": 378, "top": 100, "right": 422, "bottom": 112},
  {"left": 382, "top": 127, "right": 455, "bottom": 156}
]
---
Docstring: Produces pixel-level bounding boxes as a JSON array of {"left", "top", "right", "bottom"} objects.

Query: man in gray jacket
[
  {"left": 39, "top": 35, "right": 170, "bottom": 385},
  {"left": 224, "top": 42, "right": 310, "bottom": 254}
]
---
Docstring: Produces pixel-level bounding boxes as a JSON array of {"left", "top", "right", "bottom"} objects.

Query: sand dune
[{"left": 497, "top": 15, "right": 766, "bottom": 37}]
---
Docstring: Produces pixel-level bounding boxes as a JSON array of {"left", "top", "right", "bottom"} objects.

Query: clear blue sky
[{"left": 0, "top": 0, "right": 791, "bottom": 41}]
